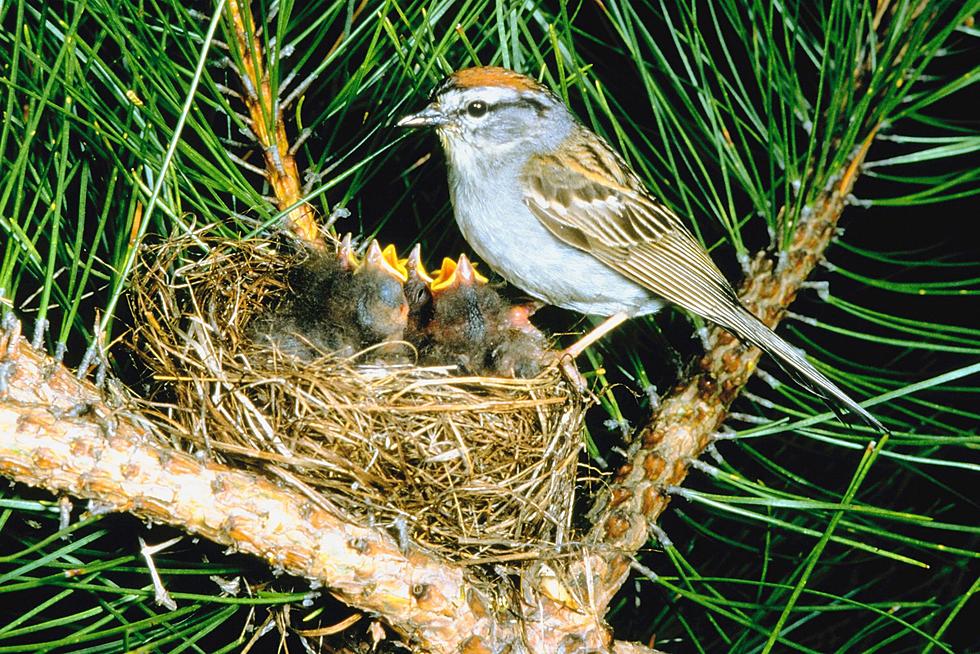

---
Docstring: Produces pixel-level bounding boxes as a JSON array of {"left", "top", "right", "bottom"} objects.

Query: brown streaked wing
[{"left": 521, "top": 128, "right": 741, "bottom": 320}]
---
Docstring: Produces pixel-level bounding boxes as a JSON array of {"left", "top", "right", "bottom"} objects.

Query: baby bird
[
  {"left": 424, "top": 254, "right": 499, "bottom": 373},
  {"left": 252, "top": 236, "right": 409, "bottom": 360},
  {"left": 348, "top": 240, "right": 410, "bottom": 347},
  {"left": 402, "top": 243, "right": 434, "bottom": 344},
  {"left": 250, "top": 236, "right": 356, "bottom": 358},
  {"left": 253, "top": 236, "right": 550, "bottom": 374},
  {"left": 488, "top": 301, "right": 553, "bottom": 378},
  {"left": 424, "top": 254, "right": 552, "bottom": 377}
]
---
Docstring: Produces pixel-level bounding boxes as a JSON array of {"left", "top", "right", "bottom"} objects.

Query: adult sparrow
[{"left": 399, "top": 66, "right": 884, "bottom": 430}]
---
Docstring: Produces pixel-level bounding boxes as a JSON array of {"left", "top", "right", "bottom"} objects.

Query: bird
[
  {"left": 398, "top": 66, "right": 885, "bottom": 431},
  {"left": 401, "top": 243, "right": 435, "bottom": 343},
  {"left": 347, "top": 239, "right": 410, "bottom": 348},
  {"left": 489, "top": 302, "right": 552, "bottom": 378},
  {"left": 399, "top": 247, "right": 550, "bottom": 376},
  {"left": 424, "top": 253, "right": 502, "bottom": 373},
  {"left": 250, "top": 236, "right": 357, "bottom": 358},
  {"left": 252, "top": 236, "right": 409, "bottom": 359}
]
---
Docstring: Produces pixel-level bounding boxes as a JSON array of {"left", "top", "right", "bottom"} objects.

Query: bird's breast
[{"left": 446, "top": 161, "right": 662, "bottom": 318}]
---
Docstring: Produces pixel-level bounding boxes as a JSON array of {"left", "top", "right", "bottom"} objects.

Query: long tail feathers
[{"left": 718, "top": 305, "right": 887, "bottom": 434}]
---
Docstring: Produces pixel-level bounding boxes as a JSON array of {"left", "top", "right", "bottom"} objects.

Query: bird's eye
[{"left": 465, "top": 101, "right": 489, "bottom": 118}]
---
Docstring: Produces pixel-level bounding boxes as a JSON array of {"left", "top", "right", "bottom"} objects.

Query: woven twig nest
[{"left": 129, "top": 230, "right": 586, "bottom": 560}]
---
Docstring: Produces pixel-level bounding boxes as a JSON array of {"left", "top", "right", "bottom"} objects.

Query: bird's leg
[
  {"left": 563, "top": 312, "right": 628, "bottom": 359},
  {"left": 558, "top": 312, "right": 629, "bottom": 392}
]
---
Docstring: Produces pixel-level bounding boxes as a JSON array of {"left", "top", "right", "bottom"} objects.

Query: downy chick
[
  {"left": 424, "top": 254, "right": 500, "bottom": 373},
  {"left": 254, "top": 234, "right": 361, "bottom": 358},
  {"left": 402, "top": 243, "right": 434, "bottom": 345},
  {"left": 488, "top": 301, "right": 553, "bottom": 378},
  {"left": 253, "top": 236, "right": 408, "bottom": 359},
  {"left": 346, "top": 240, "right": 409, "bottom": 351}
]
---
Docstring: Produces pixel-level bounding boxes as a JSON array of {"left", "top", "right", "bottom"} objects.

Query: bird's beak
[{"left": 397, "top": 104, "right": 449, "bottom": 128}]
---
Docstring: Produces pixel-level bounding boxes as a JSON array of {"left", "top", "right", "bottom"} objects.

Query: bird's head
[
  {"left": 398, "top": 67, "right": 574, "bottom": 163},
  {"left": 429, "top": 253, "right": 489, "bottom": 296},
  {"left": 353, "top": 240, "right": 409, "bottom": 342}
]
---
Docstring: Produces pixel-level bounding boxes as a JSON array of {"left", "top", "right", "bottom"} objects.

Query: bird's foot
[{"left": 558, "top": 352, "right": 589, "bottom": 395}]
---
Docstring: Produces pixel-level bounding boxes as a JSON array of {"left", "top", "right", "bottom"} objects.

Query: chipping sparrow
[
  {"left": 425, "top": 254, "right": 499, "bottom": 373},
  {"left": 266, "top": 236, "right": 408, "bottom": 357},
  {"left": 490, "top": 302, "right": 551, "bottom": 379},
  {"left": 399, "top": 66, "right": 884, "bottom": 431}
]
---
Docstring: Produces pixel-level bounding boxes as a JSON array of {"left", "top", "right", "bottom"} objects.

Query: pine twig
[{"left": 225, "top": 0, "right": 321, "bottom": 245}]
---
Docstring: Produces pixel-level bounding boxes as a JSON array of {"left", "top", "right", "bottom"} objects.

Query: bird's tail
[{"left": 716, "top": 304, "right": 887, "bottom": 433}]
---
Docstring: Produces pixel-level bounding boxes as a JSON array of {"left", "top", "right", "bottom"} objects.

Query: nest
[{"left": 129, "top": 230, "right": 586, "bottom": 561}]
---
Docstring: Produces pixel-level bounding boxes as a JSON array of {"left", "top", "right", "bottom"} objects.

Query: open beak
[{"left": 397, "top": 104, "right": 449, "bottom": 128}]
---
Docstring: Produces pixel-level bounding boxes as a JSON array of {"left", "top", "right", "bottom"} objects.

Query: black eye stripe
[
  {"left": 517, "top": 96, "right": 549, "bottom": 114},
  {"left": 459, "top": 97, "right": 550, "bottom": 117}
]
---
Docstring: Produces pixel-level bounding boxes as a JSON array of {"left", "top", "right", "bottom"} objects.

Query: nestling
[
  {"left": 252, "top": 236, "right": 408, "bottom": 359},
  {"left": 399, "top": 66, "right": 884, "bottom": 430},
  {"left": 350, "top": 240, "right": 410, "bottom": 346},
  {"left": 423, "top": 254, "right": 500, "bottom": 373},
  {"left": 489, "top": 301, "right": 552, "bottom": 379},
  {"left": 402, "top": 243, "right": 435, "bottom": 343},
  {"left": 250, "top": 236, "right": 356, "bottom": 357}
]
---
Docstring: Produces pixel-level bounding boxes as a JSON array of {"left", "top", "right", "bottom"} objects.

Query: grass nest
[{"left": 129, "top": 229, "right": 586, "bottom": 562}]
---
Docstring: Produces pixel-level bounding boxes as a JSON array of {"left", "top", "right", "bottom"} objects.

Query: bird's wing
[
  {"left": 520, "top": 127, "right": 740, "bottom": 322},
  {"left": 522, "top": 128, "right": 888, "bottom": 432}
]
